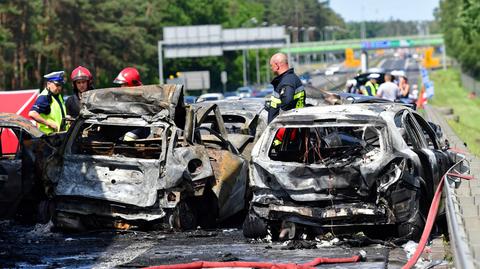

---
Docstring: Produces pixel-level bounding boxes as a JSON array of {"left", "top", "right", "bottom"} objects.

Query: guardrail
[{"left": 444, "top": 159, "right": 475, "bottom": 269}]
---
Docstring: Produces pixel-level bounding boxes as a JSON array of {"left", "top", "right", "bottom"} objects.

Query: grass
[{"left": 429, "top": 69, "right": 480, "bottom": 156}]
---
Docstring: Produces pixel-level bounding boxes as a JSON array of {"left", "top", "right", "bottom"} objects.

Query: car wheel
[
  {"left": 37, "top": 199, "right": 55, "bottom": 224},
  {"left": 396, "top": 187, "right": 426, "bottom": 241},
  {"left": 242, "top": 210, "right": 267, "bottom": 238},
  {"left": 171, "top": 201, "right": 197, "bottom": 231}
]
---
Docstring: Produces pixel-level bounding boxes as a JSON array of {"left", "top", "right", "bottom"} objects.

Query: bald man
[{"left": 268, "top": 53, "right": 305, "bottom": 123}]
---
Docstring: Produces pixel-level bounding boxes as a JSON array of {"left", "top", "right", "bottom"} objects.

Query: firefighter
[
  {"left": 113, "top": 67, "right": 148, "bottom": 140},
  {"left": 29, "top": 71, "right": 67, "bottom": 135},
  {"left": 66, "top": 66, "right": 94, "bottom": 118},
  {"left": 113, "top": 67, "right": 142, "bottom": 87},
  {"left": 268, "top": 53, "right": 305, "bottom": 123},
  {"left": 268, "top": 53, "right": 305, "bottom": 147}
]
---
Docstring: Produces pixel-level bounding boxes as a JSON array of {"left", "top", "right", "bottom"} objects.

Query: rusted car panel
[
  {"left": 244, "top": 104, "right": 466, "bottom": 240},
  {"left": 207, "top": 148, "right": 248, "bottom": 220},
  {"left": 47, "top": 85, "right": 248, "bottom": 230}
]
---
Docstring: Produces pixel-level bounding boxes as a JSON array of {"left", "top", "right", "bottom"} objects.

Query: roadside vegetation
[{"left": 430, "top": 69, "right": 480, "bottom": 156}]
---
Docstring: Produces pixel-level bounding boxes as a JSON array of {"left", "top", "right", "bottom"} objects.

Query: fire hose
[{"left": 144, "top": 252, "right": 365, "bottom": 269}]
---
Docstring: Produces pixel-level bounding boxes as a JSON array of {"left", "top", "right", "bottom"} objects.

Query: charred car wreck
[
  {"left": 193, "top": 98, "right": 268, "bottom": 158},
  {"left": 45, "top": 85, "right": 248, "bottom": 231},
  {"left": 244, "top": 104, "right": 463, "bottom": 241}
]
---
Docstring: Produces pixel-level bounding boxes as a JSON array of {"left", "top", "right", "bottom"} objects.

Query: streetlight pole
[{"left": 157, "top": 41, "right": 164, "bottom": 84}]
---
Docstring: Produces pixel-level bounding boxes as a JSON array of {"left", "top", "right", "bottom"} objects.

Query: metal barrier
[
  {"left": 461, "top": 72, "right": 480, "bottom": 95},
  {"left": 444, "top": 157, "right": 476, "bottom": 269}
]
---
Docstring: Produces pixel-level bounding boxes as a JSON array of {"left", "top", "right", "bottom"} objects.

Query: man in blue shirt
[{"left": 28, "top": 71, "right": 67, "bottom": 134}]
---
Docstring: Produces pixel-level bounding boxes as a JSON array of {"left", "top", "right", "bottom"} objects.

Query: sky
[{"left": 329, "top": 0, "right": 439, "bottom": 22}]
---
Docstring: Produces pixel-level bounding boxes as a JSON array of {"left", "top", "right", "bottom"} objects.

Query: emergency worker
[
  {"left": 268, "top": 53, "right": 305, "bottom": 147},
  {"left": 113, "top": 67, "right": 142, "bottom": 87},
  {"left": 113, "top": 67, "right": 148, "bottom": 141},
  {"left": 66, "top": 66, "right": 94, "bottom": 118},
  {"left": 268, "top": 53, "right": 305, "bottom": 123},
  {"left": 29, "top": 71, "right": 67, "bottom": 135},
  {"left": 362, "top": 73, "right": 379, "bottom": 96}
]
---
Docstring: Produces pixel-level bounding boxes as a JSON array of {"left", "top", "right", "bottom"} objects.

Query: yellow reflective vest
[
  {"left": 364, "top": 81, "right": 378, "bottom": 96},
  {"left": 37, "top": 89, "right": 67, "bottom": 135}
]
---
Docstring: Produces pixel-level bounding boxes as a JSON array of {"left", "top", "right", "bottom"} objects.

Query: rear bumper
[{"left": 252, "top": 202, "right": 393, "bottom": 227}]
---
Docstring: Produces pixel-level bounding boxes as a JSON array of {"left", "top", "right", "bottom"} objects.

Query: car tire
[
  {"left": 37, "top": 199, "right": 55, "bottom": 224},
  {"left": 242, "top": 210, "right": 267, "bottom": 238},
  {"left": 396, "top": 188, "right": 426, "bottom": 241},
  {"left": 172, "top": 201, "right": 197, "bottom": 231}
]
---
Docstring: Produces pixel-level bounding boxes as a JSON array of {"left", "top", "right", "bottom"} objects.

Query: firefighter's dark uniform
[{"left": 268, "top": 68, "right": 305, "bottom": 123}]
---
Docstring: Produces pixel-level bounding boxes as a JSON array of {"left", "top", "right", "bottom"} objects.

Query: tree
[{"left": 439, "top": 0, "right": 480, "bottom": 78}]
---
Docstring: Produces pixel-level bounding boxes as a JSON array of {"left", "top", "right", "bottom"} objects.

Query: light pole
[{"left": 241, "top": 17, "right": 258, "bottom": 86}]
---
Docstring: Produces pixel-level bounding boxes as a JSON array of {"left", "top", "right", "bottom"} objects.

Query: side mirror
[{"left": 428, "top": 122, "right": 443, "bottom": 139}]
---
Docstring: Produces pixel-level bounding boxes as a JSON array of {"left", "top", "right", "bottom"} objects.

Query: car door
[
  {"left": 411, "top": 112, "right": 452, "bottom": 187},
  {"left": 0, "top": 113, "right": 44, "bottom": 218},
  {"left": 194, "top": 104, "right": 249, "bottom": 221},
  {"left": 401, "top": 111, "right": 442, "bottom": 198}
]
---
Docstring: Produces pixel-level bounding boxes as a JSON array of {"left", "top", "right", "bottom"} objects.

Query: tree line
[
  {"left": 0, "top": 0, "right": 345, "bottom": 92},
  {"left": 438, "top": 0, "right": 480, "bottom": 78}
]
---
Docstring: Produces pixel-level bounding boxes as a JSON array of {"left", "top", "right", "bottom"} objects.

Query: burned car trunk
[
  {"left": 244, "top": 104, "right": 468, "bottom": 241},
  {"left": 47, "top": 85, "right": 248, "bottom": 231}
]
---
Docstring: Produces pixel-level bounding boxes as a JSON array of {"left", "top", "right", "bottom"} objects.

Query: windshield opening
[
  {"left": 71, "top": 123, "right": 165, "bottom": 159},
  {"left": 268, "top": 125, "right": 382, "bottom": 165}
]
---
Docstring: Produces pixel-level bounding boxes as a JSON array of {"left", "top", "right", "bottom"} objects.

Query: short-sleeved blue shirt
[{"left": 30, "top": 90, "right": 63, "bottom": 115}]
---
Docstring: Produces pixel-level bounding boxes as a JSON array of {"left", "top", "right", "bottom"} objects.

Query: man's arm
[
  {"left": 28, "top": 110, "right": 58, "bottom": 130},
  {"left": 376, "top": 85, "right": 383, "bottom": 97},
  {"left": 279, "top": 85, "right": 295, "bottom": 110}
]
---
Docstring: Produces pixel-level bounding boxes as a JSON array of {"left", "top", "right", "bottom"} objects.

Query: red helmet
[
  {"left": 113, "top": 67, "right": 142, "bottom": 87},
  {"left": 71, "top": 66, "right": 92, "bottom": 82}
]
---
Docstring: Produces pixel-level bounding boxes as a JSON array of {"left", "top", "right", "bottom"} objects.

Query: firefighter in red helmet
[
  {"left": 113, "top": 67, "right": 142, "bottom": 87},
  {"left": 66, "top": 66, "right": 94, "bottom": 118}
]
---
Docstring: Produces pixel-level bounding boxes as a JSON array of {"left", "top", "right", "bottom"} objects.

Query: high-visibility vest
[
  {"left": 364, "top": 81, "right": 378, "bottom": 96},
  {"left": 37, "top": 89, "right": 67, "bottom": 135},
  {"left": 270, "top": 85, "right": 306, "bottom": 110}
]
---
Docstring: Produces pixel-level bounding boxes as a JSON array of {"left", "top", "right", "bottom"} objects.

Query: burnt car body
[
  {"left": 244, "top": 104, "right": 464, "bottom": 240},
  {"left": 45, "top": 85, "right": 248, "bottom": 230},
  {"left": 0, "top": 113, "right": 59, "bottom": 221},
  {"left": 193, "top": 98, "right": 268, "bottom": 159}
]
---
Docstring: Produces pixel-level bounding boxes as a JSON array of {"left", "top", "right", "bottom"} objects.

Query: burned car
[
  {"left": 45, "top": 85, "right": 248, "bottom": 231},
  {"left": 0, "top": 113, "right": 62, "bottom": 222},
  {"left": 193, "top": 98, "right": 268, "bottom": 158},
  {"left": 244, "top": 104, "right": 463, "bottom": 241}
]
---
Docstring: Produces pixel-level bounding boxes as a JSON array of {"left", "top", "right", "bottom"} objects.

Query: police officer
[
  {"left": 268, "top": 53, "right": 305, "bottom": 123},
  {"left": 29, "top": 71, "right": 67, "bottom": 134},
  {"left": 362, "top": 73, "right": 379, "bottom": 96},
  {"left": 66, "top": 66, "right": 94, "bottom": 118}
]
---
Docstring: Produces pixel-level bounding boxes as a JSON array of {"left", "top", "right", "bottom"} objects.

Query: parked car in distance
[
  {"left": 184, "top": 95, "right": 197, "bottom": 104},
  {"left": 197, "top": 93, "right": 225, "bottom": 103},
  {"left": 236, "top": 87, "right": 254, "bottom": 98}
]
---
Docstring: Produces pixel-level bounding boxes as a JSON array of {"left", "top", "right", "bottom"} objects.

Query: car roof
[{"left": 272, "top": 103, "right": 408, "bottom": 124}]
